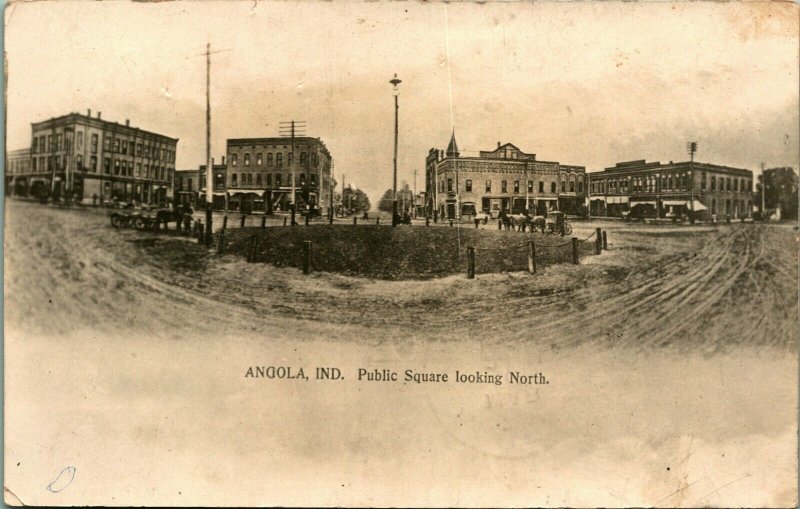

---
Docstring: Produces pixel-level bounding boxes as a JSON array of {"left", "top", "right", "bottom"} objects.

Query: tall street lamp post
[{"left": 390, "top": 74, "right": 402, "bottom": 227}]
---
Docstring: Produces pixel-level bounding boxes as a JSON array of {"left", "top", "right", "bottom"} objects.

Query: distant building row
[{"left": 425, "top": 134, "right": 754, "bottom": 220}]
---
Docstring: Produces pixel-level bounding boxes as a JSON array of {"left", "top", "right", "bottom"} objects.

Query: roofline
[
  {"left": 31, "top": 112, "right": 179, "bottom": 143},
  {"left": 597, "top": 160, "right": 752, "bottom": 176}
]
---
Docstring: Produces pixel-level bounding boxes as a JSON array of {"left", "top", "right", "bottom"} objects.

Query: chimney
[
  {"left": 125, "top": 119, "right": 130, "bottom": 127},
  {"left": 221, "top": 156, "right": 226, "bottom": 165},
  {"left": 211, "top": 157, "right": 215, "bottom": 165},
  {"left": 497, "top": 142, "right": 501, "bottom": 148},
  {"left": 87, "top": 109, "right": 91, "bottom": 117},
  {"left": 97, "top": 111, "right": 102, "bottom": 119}
]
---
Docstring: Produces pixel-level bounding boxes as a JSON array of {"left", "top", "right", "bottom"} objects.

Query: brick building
[
  {"left": 17, "top": 110, "right": 178, "bottom": 205},
  {"left": 588, "top": 160, "right": 754, "bottom": 220},
  {"left": 5, "top": 148, "right": 31, "bottom": 196},
  {"left": 174, "top": 157, "right": 227, "bottom": 210},
  {"left": 426, "top": 134, "right": 587, "bottom": 219},
  {"left": 225, "top": 137, "right": 333, "bottom": 214}
]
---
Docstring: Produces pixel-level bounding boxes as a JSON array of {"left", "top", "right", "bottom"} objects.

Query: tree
[
  {"left": 378, "top": 184, "right": 414, "bottom": 213},
  {"left": 342, "top": 186, "right": 371, "bottom": 214},
  {"left": 756, "top": 167, "right": 798, "bottom": 220}
]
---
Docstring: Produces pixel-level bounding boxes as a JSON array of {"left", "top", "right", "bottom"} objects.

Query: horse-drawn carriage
[
  {"left": 499, "top": 210, "right": 572, "bottom": 235},
  {"left": 110, "top": 206, "right": 193, "bottom": 232}
]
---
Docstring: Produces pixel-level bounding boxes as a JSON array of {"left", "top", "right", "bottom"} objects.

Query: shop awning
[
  {"left": 229, "top": 189, "right": 264, "bottom": 196},
  {"left": 631, "top": 201, "right": 656, "bottom": 207},
  {"left": 689, "top": 200, "right": 708, "bottom": 211},
  {"left": 662, "top": 200, "right": 686, "bottom": 206},
  {"left": 607, "top": 196, "right": 629, "bottom": 204}
]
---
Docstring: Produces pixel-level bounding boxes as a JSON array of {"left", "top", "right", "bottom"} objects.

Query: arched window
[
  {"left": 276, "top": 153, "right": 283, "bottom": 166},
  {"left": 244, "top": 153, "right": 250, "bottom": 166},
  {"left": 300, "top": 152, "right": 307, "bottom": 165},
  {"left": 256, "top": 153, "right": 262, "bottom": 165},
  {"left": 267, "top": 153, "right": 273, "bottom": 166}
]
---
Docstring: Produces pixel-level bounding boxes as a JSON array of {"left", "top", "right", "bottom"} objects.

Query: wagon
[{"left": 545, "top": 211, "right": 572, "bottom": 235}]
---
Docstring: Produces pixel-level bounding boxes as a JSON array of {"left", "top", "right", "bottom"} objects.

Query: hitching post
[
  {"left": 602, "top": 230, "right": 608, "bottom": 250},
  {"left": 305, "top": 214, "right": 309, "bottom": 226},
  {"left": 303, "top": 241, "right": 312, "bottom": 274},
  {"left": 240, "top": 214, "right": 246, "bottom": 228},
  {"left": 283, "top": 217, "right": 287, "bottom": 226},
  {"left": 595, "top": 228, "right": 602, "bottom": 255},
  {"left": 571, "top": 237, "right": 579, "bottom": 264},
  {"left": 528, "top": 240, "right": 536, "bottom": 274},
  {"left": 376, "top": 217, "right": 380, "bottom": 225},
  {"left": 467, "top": 247, "right": 475, "bottom": 279},
  {"left": 222, "top": 215, "right": 228, "bottom": 230},
  {"left": 261, "top": 216, "right": 266, "bottom": 229},
  {"left": 353, "top": 217, "right": 357, "bottom": 225}
]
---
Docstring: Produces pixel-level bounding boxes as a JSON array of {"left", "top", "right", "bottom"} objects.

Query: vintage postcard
[{"left": 3, "top": 1, "right": 798, "bottom": 507}]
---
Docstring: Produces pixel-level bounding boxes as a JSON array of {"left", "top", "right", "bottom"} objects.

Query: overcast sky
[{"left": 6, "top": 1, "right": 798, "bottom": 204}]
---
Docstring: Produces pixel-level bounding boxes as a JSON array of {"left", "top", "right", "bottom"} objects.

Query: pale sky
[{"left": 5, "top": 1, "right": 798, "bottom": 204}]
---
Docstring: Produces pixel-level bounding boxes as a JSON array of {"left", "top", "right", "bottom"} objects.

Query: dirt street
[{"left": 4, "top": 200, "right": 797, "bottom": 507}]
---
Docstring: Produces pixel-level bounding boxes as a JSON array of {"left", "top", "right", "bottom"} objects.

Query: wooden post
[
  {"left": 261, "top": 216, "right": 267, "bottom": 229},
  {"left": 283, "top": 216, "right": 287, "bottom": 226},
  {"left": 571, "top": 237, "right": 579, "bottom": 264},
  {"left": 303, "top": 240, "right": 312, "bottom": 274},
  {"left": 196, "top": 221, "right": 204, "bottom": 244},
  {"left": 376, "top": 217, "right": 380, "bottom": 226},
  {"left": 216, "top": 229, "right": 225, "bottom": 255},
  {"left": 498, "top": 219, "right": 502, "bottom": 230},
  {"left": 353, "top": 217, "right": 357, "bottom": 225},
  {"left": 602, "top": 230, "right": 608, "bottom": 250},
  {"left": 329, "top": 213, "right": 333, "bottom": 225},
  {"left": 528, "top": 240, "right": 536, "bottom": 274},
  {"left": 449, "top": 219, "right": 453, "bottom": 227},
  {"left": 247, "top": 235, "right": 257, "bottom": 263},
  {"left": 240, "top": 214, "right": 246, "bottom": 228},
  {"left": 425, "top": 216, "right": 430, "bottom": 226},
  {"left": 304, "top": 214, "right": 309, "bottom": 226},
  {"left": 222, "top": 215, "right": 228, "bottom": 230},
  {"left": 466, "top": 246, "right": 475, "bottom": 279},
  {"left": 595, "top": 228, "right": 602, "bottom": 255}
]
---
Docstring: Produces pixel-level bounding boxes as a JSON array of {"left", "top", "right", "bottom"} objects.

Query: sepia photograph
[{"left": 3, "top": 1, "right": 798, "bottom": 506}]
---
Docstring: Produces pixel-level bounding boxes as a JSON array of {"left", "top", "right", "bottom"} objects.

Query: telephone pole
[
  {"left": 390, "top": 74, "right": 402, "bottom": 226},
  {"left": 413, "top": 169, "right": 417, "bottom": 218},
  {"left": 687, "top": 141, "right": 697, "bottom": 224},
  {"left": 279, "top": 120, "right": 306, "bottom": 225},
  {"left": 760, "top": 162, "right": 766, "bottom": 217},
  {"left": 200, "top": 43, "right": 229, "bottom": 245}
]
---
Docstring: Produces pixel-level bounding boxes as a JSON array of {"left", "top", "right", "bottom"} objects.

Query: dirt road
[
  {"left": 5, "top": 201, "right": 796, "bottom": 351},
  {"left": 4, "top": 201, "right": 797, "bottom": 507}
]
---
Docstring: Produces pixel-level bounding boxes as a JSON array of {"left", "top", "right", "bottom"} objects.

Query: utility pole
[
  {"left": 279, "top": 120, "right": 306, "bottom": 225},
  {"left": 687, "top": 141, "right": 697, "bottom": 224},
  {"left": 329, "top": 160, "right": 334, "bottom": 221},
  {"left": 413, "top": 169, "right": 417, "bottom": 218},
  {"left": 390, "top": 74, "right": 402, "bottom": 226},
  {"left": 341, "top": 173, "right": 345, "bottom": 216}
]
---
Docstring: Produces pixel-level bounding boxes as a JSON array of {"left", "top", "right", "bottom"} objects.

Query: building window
[
  {"left": 267, "top": 153, "right": 273, "bottom": 166},
  {"left": 135, "top": 163, "right": 141, "bottom": 177},
  {"left": 32, "top": 137, "right": 38, "bottom": 154},
  {"left": 710, "top": 176, "right": 716, "bottom": 191},
  {"left": 31, "top": 158, "right": 36, "bottom": 172},
  {"left": 231, "top": 173, "right": 238, "bottom": 186},
  {"left": 540, "top": 181, "right": 545, "bottom": 193},
  {"left": 256, "top": 153, "right": 262, "bottom": 165},
  {"left": 91, "top": 134, "right": 98, "bottom": 154},
  {"left": 288, "top": 153, "right": 294, "bottom": 166},
  {"left": 310, "top": 174, "right": 316, "bottom": 186},
  {"left": 465, "top": 179, "right": 472, "bottom": 192},
  {"left": 231, "top": 154, "right": 238, "bottom": 166},
  {"left": 55, "top": 134, "right": 61, "bottom": 151},
  {"left": 734, "top": 179, "right": 739, "bottom": 192},
  {"left": 276, "top": 173, "right": 282, "bottom": 186},
  {"left": 712, "top": 199, "right": 717, "bottom": 214},
  {"left": 528, "top": 180, "right": 534, "bottom": 193},
  {"left": 447, "top": 178, "right": 453, "bottom": 192},
  {"left": 76, "top": 155, "right": 83, "bottom": 170},
  {"left": 313, "top": 153, "right": 319, "bottom": 167},
  {"left": 244, "top": 153, "right": 250, "bottom": 166},
  {"left": 561, "top": 181, "right": 566, "bottom": 192},
  {"left": 570, "top": 181, "right": 575, "bottom": 192},
  {"left": 137, "top": 143, "right": 142, "bottom": 156},
  {"left": 113, "top": 139, "right": 120, "bottom": 153},
  {"left": 103, "top": 158, "right": 111, "bottom": 174},
  {"left": 122, "top": 140, "right": 128, "bottom": 155},
  {"left": 300, "top": 152, "right": 307, "bottom": 165},
  {"left": 266, "top": 174, "right": 272, "bottom": 186},
  {"left": 256, "top": 173, "right": 262, "bottom": 186},
  {"left": 247, "top": 173, "right": 253, "bottom": 186},
  {"left": 578, "top": 181, "right": 583, "bottom": 193},
  {"left": 501, "top": 180, "right": 507, "bottom": 193},
  {"left": 277, "top": 153, "right": 283, "bottom": 166},
  {"left": 90, "top": 156, "right": 97, "bottom": 172},
  {"left": 300, "top": 173, "right": 306, "bottom": 185},
  {"left": 726, "top": 177, "right": 731, "bottom": 191},
  {"left": 485, "top": 180, "right": 491, "bottom": 192},
  {"left": 551, "top": 182, "right": 556, "bottom": 193},
  {"left": 113, "top": 159, "right": 120, "bottom": 175},
  {"left": 76, "top": 132, "right": 83, "bottom": 150},
  {"left": 513, "top": 181, "right": 520, "bottom": 193}
]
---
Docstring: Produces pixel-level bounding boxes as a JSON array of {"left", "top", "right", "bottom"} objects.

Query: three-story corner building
[
  {"left": 174, "top": 157, "right": 227, "bottom": 210},
  {"left": 588, "top": 160, "right": 754, "bottom": 220},
  {"left": 425, "top": 134, "right": 587, "bottom": 219},
  {"left": 225, "top": 137, "right": 333, "bottom": 214},
  {"left": 22, "top": 110, "right": 178, "bottom": 204}
]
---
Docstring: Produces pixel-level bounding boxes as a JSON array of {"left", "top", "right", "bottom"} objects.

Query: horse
[
  {"left": 154, "top": 206, "right": 193, "bottom": 232},
  {"left": 530, "top": 216, "right": 547, "bottom": 233}
]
